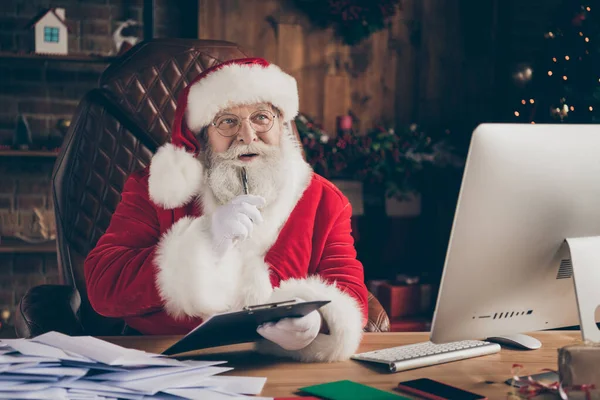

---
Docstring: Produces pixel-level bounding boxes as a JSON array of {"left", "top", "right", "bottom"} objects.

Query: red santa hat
[{"left": 148, "top": 57, "right": 300, "bottom": 210}]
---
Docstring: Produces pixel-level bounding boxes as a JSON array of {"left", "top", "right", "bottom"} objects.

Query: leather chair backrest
[{"left": 52, "top": 40, "right": 249, "bottom": 334}]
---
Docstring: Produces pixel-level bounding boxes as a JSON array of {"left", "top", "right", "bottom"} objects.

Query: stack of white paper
[{"left": 0, "top": 332, "right": 271, "bottom": 400}]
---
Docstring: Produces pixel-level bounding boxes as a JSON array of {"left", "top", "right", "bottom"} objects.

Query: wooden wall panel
[
  {"left": 394, "top": 0, "right": 419, "bottom": 125},
  {"left": 277, "top": 23, "right": 306, "bottom": 114},
  {"left": 197, "top": 0, "right": 502, "bottom": 137},
  {"left": 198, "top": 0, "right": 225, "bottom": 40},
  {"left": 302, "top": 27, "right": 330, "bottom": 124},
  {"left": 253, "top": 0, "right": 280, "bottom": 62},
  {"left": 222, "top": 0, "right": 252, "bottom": 50},
  {"left": 382, "top": 16, "right": 400, "bottom": 126}
]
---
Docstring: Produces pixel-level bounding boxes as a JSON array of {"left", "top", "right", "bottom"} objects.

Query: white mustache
[{"left": 217, "top": 142, "right": 275, "bottom": 161}]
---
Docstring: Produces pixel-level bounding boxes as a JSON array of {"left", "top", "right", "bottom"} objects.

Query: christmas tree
[{"left": 512, "top": 0, "right": 600, "bottom": 123}]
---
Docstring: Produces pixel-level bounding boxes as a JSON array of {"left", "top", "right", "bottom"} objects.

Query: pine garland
[{"left": 295, "top": 113, "right": 463, "bottom": 199}]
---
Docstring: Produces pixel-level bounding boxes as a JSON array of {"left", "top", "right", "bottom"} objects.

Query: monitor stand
[
  {"left": 564, "top": 237, "right": 600, "bottom": 343},
  {"left": 486, "top": 238, "right": 600, "bottom": 350}
]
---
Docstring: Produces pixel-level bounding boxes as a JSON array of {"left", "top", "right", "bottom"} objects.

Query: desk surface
[{"left": 107, "top": 331, "right": 581, "bottom": 398}]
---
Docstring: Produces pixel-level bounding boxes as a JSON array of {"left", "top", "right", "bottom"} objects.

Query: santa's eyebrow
[
  {"left": 215, "top": 104, "right": 274, "bottom": 118},
  {"left": 213, "top": 111, "right": 236, "bottom": 119}
]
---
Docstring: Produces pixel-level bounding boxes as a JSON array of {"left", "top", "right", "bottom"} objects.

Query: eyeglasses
[{"left": 211, "top": 110, "right": 277, "bottom": 137}]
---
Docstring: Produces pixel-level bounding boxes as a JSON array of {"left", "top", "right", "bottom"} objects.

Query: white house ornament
[{"left": 26, "top": 8, "right": 69, "bottom": 55}]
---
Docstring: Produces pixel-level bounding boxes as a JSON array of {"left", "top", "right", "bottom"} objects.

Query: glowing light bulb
[
  {"left": 570, "top": 106, "right": 575, "bottom": 111},
  {"left": 548, "top": 71, "right": 553, "bottom": 76},
  {"left": 590, "top": 106, "right": 594, "bottom": 111},
  {"left": 586, "top": 6, "right": 591, "bottom": 11},
  {"left": 530, "top": 99, "right": 535, "bottom": 104},
  {"left": 563, "top": 75, "right": 568, "bottom": 80},
  {"left": 585, "top": 37, "right": 590, "bottom": 42},
  {"left": 565, "top": 55, "right": 570, "bottom": 60},
  {"left": 531, "top": 121, "right": 536, "bottom": 124},
  {"left": 580, "top": 32, "right": 584, "bottom": 36},
  {"left": 552, "top": 57, "right": 557, "bottom": 62},
  {"left": 521, "top": 100, "right": 526, "bottom": 105},
  {"left": 514, "top": 111, "right": 520, "bottom": 117}
]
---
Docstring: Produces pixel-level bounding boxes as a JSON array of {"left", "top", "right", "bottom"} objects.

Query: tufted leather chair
[{"left": 15, "top": 39, "right": 390, "bottom": 338}]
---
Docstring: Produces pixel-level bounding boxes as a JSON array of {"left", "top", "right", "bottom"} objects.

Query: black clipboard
[{"left": 161, "top": 299, "right": 330, "bottom": 355}]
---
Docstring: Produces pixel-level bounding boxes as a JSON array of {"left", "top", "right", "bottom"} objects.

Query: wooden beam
[
  {"left": 394, "top": 0, "right": 421, "bottom": 125},
  {"left": 277, "top": 23, "right": 305, "bottom": 118}
]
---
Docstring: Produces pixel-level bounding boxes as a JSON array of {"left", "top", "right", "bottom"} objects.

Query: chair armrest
[
  {"left": 15, "top": 285, "right": 85, "bottom": 338},
  {"left": 365, "top": 291, "right": 390, "bottom": 332}
]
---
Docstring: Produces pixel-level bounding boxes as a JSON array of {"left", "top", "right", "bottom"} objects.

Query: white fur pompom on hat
[{"left": 147, "top": 57, "right": 300, "bottom": 210}]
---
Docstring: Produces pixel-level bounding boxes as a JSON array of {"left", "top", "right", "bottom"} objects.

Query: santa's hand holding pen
[{"left": 210, "top": 194, "right": 265, "bottom": 256}]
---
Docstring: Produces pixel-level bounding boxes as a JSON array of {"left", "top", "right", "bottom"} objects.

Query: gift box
[
  {"left": 377, "top": 282, "right": 421, "bottom": 318},
  {"left": 558, "top": 342, "right": 600, "bottom": 398}
]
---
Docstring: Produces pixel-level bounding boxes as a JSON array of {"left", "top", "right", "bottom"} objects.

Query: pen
[{"left": 241, "top": 167, "right": 249, "bottom": 195}]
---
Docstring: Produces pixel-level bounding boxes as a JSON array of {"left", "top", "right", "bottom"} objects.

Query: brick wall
[
  {"left": 0, "top": 0, "right": 195, "bottom": 325},
  {"left": 0, "top": 160, "right": 54, "bottom": 238},
  {"left": 0, "top": 254, "right": 60, "bottom": 312}
]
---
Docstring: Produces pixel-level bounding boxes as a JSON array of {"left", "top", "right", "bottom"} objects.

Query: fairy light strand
[{"left": 516, "top": 6, "right": 594, "bottom": 123}]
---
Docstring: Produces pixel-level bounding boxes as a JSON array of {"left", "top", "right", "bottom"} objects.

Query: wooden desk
[{"left": 107, "top": 331, "right": 581, "bottom": 398}]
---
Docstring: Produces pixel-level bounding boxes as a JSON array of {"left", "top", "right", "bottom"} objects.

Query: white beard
[{"left": 205, "top": 140, "right": 286, "bottom": 206}]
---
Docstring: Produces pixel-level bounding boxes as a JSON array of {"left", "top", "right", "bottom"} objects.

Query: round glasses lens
[
  {"left": 250, "top": 111, "right": 275, "bottom": 132},
  {"left": 214, "top": 114, "right": 240, "bottom": 137}
]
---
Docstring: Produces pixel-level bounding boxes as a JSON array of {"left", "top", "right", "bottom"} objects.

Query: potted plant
[
  {"left": 357, "top": 123, "right": 463, "bottom": 216},
  {"left": 295, "top": 114, "right": 463, "bottom": 217}
]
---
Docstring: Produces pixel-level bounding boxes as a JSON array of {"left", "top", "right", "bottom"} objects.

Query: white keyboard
[{"left": 351, "top": 340, "right": 501, "bottom": 372}]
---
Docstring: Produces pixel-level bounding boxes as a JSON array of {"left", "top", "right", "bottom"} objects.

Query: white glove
[
  {"left": 211, "top": 194, "right": 265, "bottom": 256},
  {"left": 257, "top": 299, "right": 322, "bottom": 351}
]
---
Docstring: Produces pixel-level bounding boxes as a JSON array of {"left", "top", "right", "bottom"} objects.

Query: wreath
[{"left": 294, "top": 0, "right": 401, "bottom": 45}]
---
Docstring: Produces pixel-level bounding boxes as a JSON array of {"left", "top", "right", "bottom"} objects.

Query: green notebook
[{"left": 299, "top": 380, "right": 408, "bottom": 400}]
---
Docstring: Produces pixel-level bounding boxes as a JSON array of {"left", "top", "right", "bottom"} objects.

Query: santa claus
[{"left": 84, "top": 58, "right": 368, "bottom": 362}]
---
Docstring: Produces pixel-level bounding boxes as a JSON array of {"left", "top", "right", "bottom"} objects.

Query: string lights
[{"left": 512, "top": 3, "right": 596, "bottom": 123}]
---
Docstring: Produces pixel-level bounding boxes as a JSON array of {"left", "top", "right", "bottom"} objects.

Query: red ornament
[{"left": 337, "top": 115, "right": 353, "bottom": 131}]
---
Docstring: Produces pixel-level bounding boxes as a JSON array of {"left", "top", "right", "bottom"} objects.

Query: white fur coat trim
[
  {"left": 148, "top": 143, "right": 204, "bottom": 210},
  {"left": 152, "top": 126, "right": 313, "bottom": 319},
  {"left": 186, "top": 63, "right": 299, "bottom": 132},
  {"left": 255, "top": 276, "right": 364, "bottom": 362},
  {"left": 155, "top": 215, "right": 274, "bottom": 320},
  {"left": 154, "top": 131, "right": 313, "bottom": 319}
]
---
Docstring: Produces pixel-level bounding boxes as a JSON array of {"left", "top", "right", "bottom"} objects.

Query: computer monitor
[{"left": 430, "top": 123, "right": 600, "bottom": 345}]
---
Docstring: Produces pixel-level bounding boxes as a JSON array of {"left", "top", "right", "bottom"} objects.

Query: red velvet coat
[{"left": 85, "top": 148, "right": 368, "bottom": 362}]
